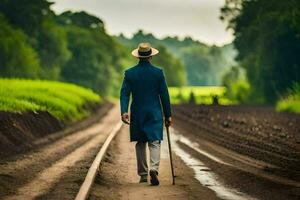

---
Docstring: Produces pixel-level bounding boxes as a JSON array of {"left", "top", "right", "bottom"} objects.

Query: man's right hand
[
  {"left": 121, "top": 113, "right": 130, "bottom": 125},
  {"left": 165, "top": 117, "right": 172, "bottom": 127}
]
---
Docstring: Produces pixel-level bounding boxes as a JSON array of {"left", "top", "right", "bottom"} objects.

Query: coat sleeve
[
  {"left": 159, "top": 70, "right": 172, "bottom": 118},
  {"left": 120, "top": 71, "right": 131, "bottom": 115}
]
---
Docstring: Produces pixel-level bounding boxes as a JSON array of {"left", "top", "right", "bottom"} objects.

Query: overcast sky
[{"left": 51, "top": 0, "right": 233, "bottom": 46}]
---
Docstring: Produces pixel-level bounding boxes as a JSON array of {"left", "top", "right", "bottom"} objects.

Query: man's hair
[{"left": 139, "top": 56, "right": 152, "bottom": 61}]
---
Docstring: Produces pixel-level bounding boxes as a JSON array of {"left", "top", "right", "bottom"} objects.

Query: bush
[{"left": 276, "top": 83, "right": 300, "bottom": 114}]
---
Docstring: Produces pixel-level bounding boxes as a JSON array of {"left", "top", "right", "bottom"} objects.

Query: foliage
[
  {"left": 117, "top": 30, "right": 236, "bottom": 86},
  {"left": 152, "top": 45, "right": 186, "bottom": 86},
  {"left": 38, "top": 19, "right": 71, "bottom": 79},
  {"left": 0, "top": 0, "right": 239, "bottom": 100},
  {"left": 56, "top": 11, "right": 104, "bottom": 30},
  {"left": 222, "top": 66, "right": 250, "bottom": 103},
  {"left": 168, "top": 86, "right": 232, "bottom": 105},
  {"left": 0, "top": 2, "right": 127, "bottom": 96},
  {"left": 221, "top": 0, "right": 300, "bottom": 103},
  {"left": 0, "top": 0, "right": 53, "bottom": 37},
  {"left": 0, "top": 14, "right": 40, "bottom": 78},
  {"left": 0, "top": 0, "right": 71, "bottom": 79},
  {"left": 117, "top": 32, "right": 187, "bottom": 86},
  {"left": 0, "top": 79, "right": 101, "bottom": 122},
  {"left": 188, "top": 91, "right": 196, "bottom": 104},
  {"left": 276, "top": 83, "right": 300, "bottom": 114},
  {"left": 56, "top": 11, "right": 124, "bottom": 96}
]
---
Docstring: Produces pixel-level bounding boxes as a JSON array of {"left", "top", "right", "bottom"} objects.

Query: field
[
  {"left": 169, "top": 86, "right": 233, "bottom": 105},
  {"left": 0, "top": 79, "right": 101, "bottom": 122},
  {"left": 173, "top": 104, "right": 300, "bottom": 180}
]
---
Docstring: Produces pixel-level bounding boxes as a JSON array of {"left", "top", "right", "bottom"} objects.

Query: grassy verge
[
  {"left": 276, "top": 83, "right": 300, "bottom": 114},
  {"left": 276, "top": 99, "right": 300, "bottom": 114},
  {"left": 0, "top": 79, "right": 101, "bottom": 122},
  {"left": 169, "top": 86, "right": 233, "bottom": 105}
]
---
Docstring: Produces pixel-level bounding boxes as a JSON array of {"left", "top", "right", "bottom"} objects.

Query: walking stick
[{"left": 166, "top": 125, "right": 175, "bottom": 185}]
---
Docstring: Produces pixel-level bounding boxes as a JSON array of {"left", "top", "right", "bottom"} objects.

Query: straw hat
[{"left": 131, "top": 42, "right": 159, "bottom": 58}]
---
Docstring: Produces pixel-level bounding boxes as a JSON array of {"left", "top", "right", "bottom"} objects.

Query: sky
[{"left": 51, "top": 0, "right": 234, "bottom": 46}]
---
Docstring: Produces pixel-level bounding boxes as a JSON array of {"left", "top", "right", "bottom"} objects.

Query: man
[{"left": 120, "top": 42, "right": 172, "bottom": 186}]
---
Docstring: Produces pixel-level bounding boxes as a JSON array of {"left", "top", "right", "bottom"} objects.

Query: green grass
[
  {"left": 169, "top": 86, "right": 233, "bottom": 105},
  {"left": 276, "top": 99, "right": 300, "bottom": 114},
  {"left": 0, "top": 79, "right": 101, "bottom": 122},
  {"left": 276, "top": 83, "right": 300, "bottom": 114}
]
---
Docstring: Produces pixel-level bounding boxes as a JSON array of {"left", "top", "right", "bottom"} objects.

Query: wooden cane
[{"left": 166, "top": 126, "right": 175, "bottom": 185}]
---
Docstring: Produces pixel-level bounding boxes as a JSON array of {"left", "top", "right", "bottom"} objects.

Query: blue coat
[{"left": 120, "top": 60, "right": 172, "bottom": 142}]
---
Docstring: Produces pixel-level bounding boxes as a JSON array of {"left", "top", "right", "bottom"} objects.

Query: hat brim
[{"left": 131, "top": 47, "right": 159, "bottom": 58}]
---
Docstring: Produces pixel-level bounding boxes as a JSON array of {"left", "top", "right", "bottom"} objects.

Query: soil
[
  {"left": 1, "top": 103, "right": 299, "bottom": 200},
  {"left": 0, "top": 104, "right": 120, "bottom": 199},
  {"left": 173, "top": 104, "right": 300, "bottom": 181},
  {"left": 90, "top": 126, "right": 219, "bottom": 200},
  {"left": 0, "top": 102, "right": 112, "bottom": 159}
]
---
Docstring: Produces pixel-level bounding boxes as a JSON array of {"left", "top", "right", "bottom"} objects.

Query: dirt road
[
  {"left": 0, "top": 105, "right": 120, "bottom": 200},
  {"left": 90, "top": 126, "right": 219, "bottom": 200},
  {"left": 90, "top": 105, "right": 300, "bottom": 200},
  {"left": 0, "top": 104, "right": 299, "bottom": 200}
]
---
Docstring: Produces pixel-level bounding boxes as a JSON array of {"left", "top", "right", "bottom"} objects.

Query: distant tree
[
  {"left": 0, "top": 14, "right": 40, "bottom": 78},
  {"left": 176, "top": 90, "right": 185, "bottom": 103},
  {"left": 222, "top": 66, "right": 250, "bottom": 103},
  {"left": 189, "top": 91, "right": 196, "bottom": 104},
  {"left": 212, "top": 95, "right": 219, "bottom": 105},
  {"left": 117, "top": 30, "right": 236, "bottom": 86},
  {"left": 153, "top": 45, "right": 187, "bottom": 86},
  {"left": 56, "top": 11, "right": 104, "bottom": 30},
  {"left": 180, "top": 46, "right": 212, "bottom": 85}
]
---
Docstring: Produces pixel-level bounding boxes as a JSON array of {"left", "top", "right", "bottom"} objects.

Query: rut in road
[{"left": 0, "top": 105, "right": 120, "bottom": 200}]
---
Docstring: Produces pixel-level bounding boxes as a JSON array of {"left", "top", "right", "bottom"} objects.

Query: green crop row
[
  {"left": 0, "top": 79, "right": 101, "bottom": 122},
  {"left": 169, "top": 86, "right": 233, "bottom": 105}
]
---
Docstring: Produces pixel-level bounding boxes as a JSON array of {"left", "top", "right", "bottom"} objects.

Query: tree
[
  {"left": 0, "top": 14, "right": 40, "bottom": 78},
  {"left": 117, "top": 30, "right": 236, "bottom": 86},
  {"left": 38, "top": 20, "right": 71, "bottom": 79},
  {"left": 222, "top": 66, "right": 250, "bottom": 103},
  {"left": 58, "top": 11, "right": 123, "bottom": 95},
  {"left": 221, "top": 0, "right": 300, "bottom": 103},
  {"left": 152, "top": 45, "right": 186, "bottom": 86},
  {"left": 0, "top": 0, "right": 71, "bottom": 79},
  {"left": 0, "top": 0, "right": 53, "bottom": 37}
]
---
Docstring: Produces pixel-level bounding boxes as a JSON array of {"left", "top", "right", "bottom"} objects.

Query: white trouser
[{"left": 135, "top": 140, "right": 161, "bottom": 176}]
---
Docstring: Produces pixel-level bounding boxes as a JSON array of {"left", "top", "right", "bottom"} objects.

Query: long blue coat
[{"left": 120, "top": 60, "right": 172, "bottom": 142}]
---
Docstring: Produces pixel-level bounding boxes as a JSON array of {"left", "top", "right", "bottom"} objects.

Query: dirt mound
[
  {"left": 0, "top": 111, "right": 62, "bottom": 158},
  {"left": 173, "top": 104, "right": 300, "bottom": 181},
  {"left": 0, "top": 103, "right": 112, "bottom": 159}
]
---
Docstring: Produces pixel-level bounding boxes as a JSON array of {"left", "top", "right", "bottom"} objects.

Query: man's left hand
[{"left": 165, "top": 117, "right": 172, "bottom": 127}]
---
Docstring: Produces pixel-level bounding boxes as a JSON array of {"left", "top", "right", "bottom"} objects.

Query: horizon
[{"left": 51, "top": 0, "right": 234, "bottom": 46}]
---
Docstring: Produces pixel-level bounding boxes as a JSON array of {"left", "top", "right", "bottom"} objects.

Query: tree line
[
  {"left": 117, "top": 31, "right": 236, "bottom": 86},
  {"left": 0, "top": 0, "right": 191, "bottom": 97},
  {"left": 221, "top": 0, "right": 300, "bottom": 104}
]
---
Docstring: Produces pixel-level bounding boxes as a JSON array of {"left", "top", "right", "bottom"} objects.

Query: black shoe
[
  {"left": 149, "top": 170, "right": 159, "bottom": 186},
  {"left": 139, "top": 175, "right": 148, "bottom": 183}
]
